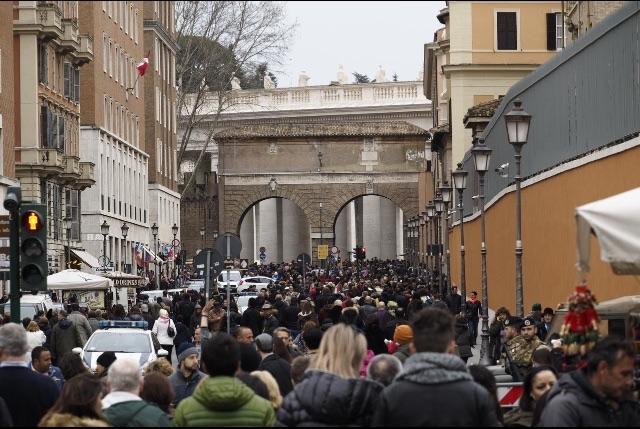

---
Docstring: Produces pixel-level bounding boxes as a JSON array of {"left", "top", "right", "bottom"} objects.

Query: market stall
[{"left": 47, "top": 269, "right": 115, "bottom": 309}]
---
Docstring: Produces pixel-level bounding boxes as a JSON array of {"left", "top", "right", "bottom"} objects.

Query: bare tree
[{"left": 176, "top": 1, "right": 295, "bottom": 197}]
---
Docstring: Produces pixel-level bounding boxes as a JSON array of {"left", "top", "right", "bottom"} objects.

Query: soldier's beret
[
  {"left": 522, "top": 317, "right": 536, "bottom": 327},
  {"left": 504, "top": 316, "right": 523, "bottom": 328}
]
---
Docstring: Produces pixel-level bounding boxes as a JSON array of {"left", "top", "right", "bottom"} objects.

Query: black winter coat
[
  {"left": 277, "top": 370, "right": 383, "bottom": 427},
  {"left": 259, "top": 353, "right": 293, "bottom": 397},
  {"left": 372, "top": 352, "right": 501, "bottom": 427}
]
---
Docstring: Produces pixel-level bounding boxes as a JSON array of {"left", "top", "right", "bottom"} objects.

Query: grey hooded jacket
[
  {"left": 538, "top": 370, "right": 640, "bottom": 427},
  {"left": 371, "top": 352, "right": 501, "bottom": 427}
]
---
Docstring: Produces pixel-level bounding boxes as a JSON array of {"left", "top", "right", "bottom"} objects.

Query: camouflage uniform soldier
[{"left": 503, "top": 317, "right": 549, "bottom": 381}]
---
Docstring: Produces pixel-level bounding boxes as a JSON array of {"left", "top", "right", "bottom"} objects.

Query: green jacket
[
  {"left": 173, "top": 376, "right": 275, "bottom": 427},
  {"left": 103, "top": 400, "right": 171, "bottom": 427}
]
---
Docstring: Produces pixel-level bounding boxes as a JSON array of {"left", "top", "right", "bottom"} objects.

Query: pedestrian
[
  {"left": 169, "top": 342, "right": 206, "bottom": 406},
  {"left": 102, "top": 358, "right": 171, "bottom": 427},
  {"left": 445, "top": 285, "right": 462, "bottom": 315},
  {"left": 273, "top": 327, "right": 302, "bottom": 358},
  {"left": 489, "top": 307, "right": 510, "bottom": 365},
  {"left": 25, "top": 320, "right": 46, "bottom": 357},
  {"left": 234, "top": 326, "right": 254, "bottom": 345},
  {"left": 537, "top": 307, "right": 554, "bottom": 342},
  {"left": 464, "top": 291, "right": 481, "bottom": 346},
  {"left": 468, "top": 365, "right": 504, "bottom": 425},
  {"left": 143, "top": 357, "right": 175, "bottom": 377},
  {"left": 49, "top": 310, "right": 83, "bottom": 365},
  {"left": 261, "top": 304, "right": 280, "bottom": 336},
  {"left": 372, "top": 308, "right": 500, "bottom": 426},
  {"left": 152, "top": 309, "right": 177, "bottom": 364},
  {"left": 504, "top": 317, "right": 549, "bottom": 381},
  {"left": 173, "top": 333, "right": 276, "bottom": 426},
  {"left": 278, "top": 323, "right": 383, "bottom": 426},
  {"left": 39, "top": 372, "right": 109, "bottom": 427},
  {"left": 58, "top": 352, "right": 89, "bottom": 381},
  {"left": 392, "top": 324, "right": 413, "bottom": 364},
  {"left": 503, "top": 365, "right": 557, "bottom": 427},
  {"left": 256, "top": 333, "right": 293, "bottom": 397},
  {"left": 140, "top": 372, "right": 175, "bottom": 418},
  {"left": 87, "top": 310, "right": 100, "bottom": 333},
  {"left": 251, "top": 370, "right": 283, "bottom": 410},
  {"left": 538, "top": 337, "right": 640, "bottom": 426},
  {"left": 0, "top": 323, "right": 59, "bottom": 426},
  {"left": 290, "top": 355, "right": 311, "bottom": 386},
  {"left": 95, "top": 351, "right": 117, "bottom": 378},
  {"left": 367, "top": 354, "right": 403, "bottom": 387},
  {"left": 454, "top": 315, "right": 473, "bottom": 364},
  {"left": 240, "top": 298, "right": 263, "bottom": 337},
  {"left": 29, "top": 346, "right": 65, "bottom": 391},
  {"left": 173, "top": 315, "right": 193, "bottom": 351},
  {"left": 66, "top": 303, "right": 93, "bottom": 345},
  {"left": 364, "top": 313, "right": 387, "bottom": 355},
  {"left": 302, "top": 327, "right": 322, "bottom": 357}
]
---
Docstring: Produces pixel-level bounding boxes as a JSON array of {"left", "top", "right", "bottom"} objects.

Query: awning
[
  {"left": 47, "top": 269, "right": 112, "bottom": 290},
  {"left": 70, "top": 249, "right": 100, "bottom": 268}
]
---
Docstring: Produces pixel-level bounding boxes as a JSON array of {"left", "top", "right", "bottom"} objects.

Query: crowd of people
[{"left": 0, "top": 258, "right": 637, "bottom": 427}]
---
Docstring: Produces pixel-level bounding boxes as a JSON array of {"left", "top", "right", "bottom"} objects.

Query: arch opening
[
  {"left": 333, "top": 194, "right": 405, "bottom": 261},
  {"left": 238, "top": 197, "right": 311, "bottom": 264}
]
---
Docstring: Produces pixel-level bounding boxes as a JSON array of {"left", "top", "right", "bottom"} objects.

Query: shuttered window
[
  {"left": 497, "top": 12, "right": 517, "bottom": 50},
  {"left": 546, "top": 13, "right": 556, "bottom": 50}
]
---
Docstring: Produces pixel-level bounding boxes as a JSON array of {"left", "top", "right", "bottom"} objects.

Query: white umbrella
[
  {"left": 47, "top": 269, "right": 113, "bottom": 290},
  {"left": 576, "top": 187, "right": 640, "bottom": 274}
]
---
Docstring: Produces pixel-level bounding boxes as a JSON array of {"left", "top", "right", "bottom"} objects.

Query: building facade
[
  {"left": 565, "top": 1, "right": 627, "bottom": 41},
  {"left": 143, "top": 1, "right": 180, "bottom": 272},
  {"left": 13, "top": 0, "right": 95, "bottom": 272},
  {"left": 79, "top": 1, "right": 147, "bottom": 273}
]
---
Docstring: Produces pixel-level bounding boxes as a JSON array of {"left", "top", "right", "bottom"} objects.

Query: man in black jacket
[
  {"left": 0, "top": 323, "right": 59, "bottom": 426},
  {"left": 240, "top": 298, "right": 262, "bottom": 337},
  {"left": 445, "top": 286, "right": 462, "bottom": 315},
  {"left": 372, "top": 307, "right": 500, "bottom": 427},
  {"left": 256, "top": 333, "right": 293, "bottom": 396},
  {"left": 539, "top": 337, "right": 640, "bottom": 427}
]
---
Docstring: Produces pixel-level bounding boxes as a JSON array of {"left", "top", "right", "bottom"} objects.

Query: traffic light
[{"left": 19, "top": 204, "right": 47, "bottom": 291}]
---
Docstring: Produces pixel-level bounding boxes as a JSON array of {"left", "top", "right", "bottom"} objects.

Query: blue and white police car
[{"left": 74, "top": 320, "right": 168, "bottom": 372}]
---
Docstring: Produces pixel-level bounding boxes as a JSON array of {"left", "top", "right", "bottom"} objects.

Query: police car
[{"left": 73, "top": 320, "right": 168, "bottom": 372}]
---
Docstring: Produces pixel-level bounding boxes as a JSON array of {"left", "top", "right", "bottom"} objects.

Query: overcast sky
[{"left": 273, "top": 1, "right": 446, "bottom": 87}]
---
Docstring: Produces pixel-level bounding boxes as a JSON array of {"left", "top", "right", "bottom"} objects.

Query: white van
[{"left": 0, "top": 294, "right": 60, "bottom": 320}]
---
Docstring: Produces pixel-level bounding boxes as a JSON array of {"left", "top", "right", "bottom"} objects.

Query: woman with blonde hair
[
  {"left": 251, "top": 370, "right": 283, "bottom": 410},
  {"left": 277, "top": 323, "right": 383, "bottom": 426},
  {"left": 25, "top": 320, "right": 46, "bottom": 358}
]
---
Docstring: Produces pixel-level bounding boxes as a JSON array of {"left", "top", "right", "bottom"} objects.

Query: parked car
[
  {"left": 217, "top": 270, "right": 242, "bottom": 294},
  {"left": 238, "top": 276, "right": 273, "bottom": 293},
  {"left": 0, "top": 294, "right": 60, "bottom": 320},
  {"left": 74, "top": 320, "right": 168, "bottom": 372}
]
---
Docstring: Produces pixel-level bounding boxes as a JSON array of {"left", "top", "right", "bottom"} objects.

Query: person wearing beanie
[
  {"left": 392, "top": 324, "right": 413, "bottom": 364},
  {"left": 168, "top": 342, "right": 206, "bottom": 406},
  {"left": 256, "top": 333, "right": 293, "bottom": 396},
  {"left": 95, "top": 352, "right": 117, "bottom": 377}
]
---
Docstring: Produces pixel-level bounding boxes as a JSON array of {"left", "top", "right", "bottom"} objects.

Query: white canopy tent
[
  {"left": 576, "top": 187, "right": 640, "bottom": 275},
  {"left": 47, "top": 269, "right": 113, "bottom": 290}
]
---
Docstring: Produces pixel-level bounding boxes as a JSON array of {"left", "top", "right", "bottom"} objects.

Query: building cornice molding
[
  {"left": 143, "top": 20, "right": 177, "bottom": 52},
  {"left": 222, "top": 172, "right": 420, "bottom": 186},
  {"left": 442, "top": 63, "right": 540, "bottom": 74},
  {"left": 80, "top": 126, "right": 150, "bottom": 159}
]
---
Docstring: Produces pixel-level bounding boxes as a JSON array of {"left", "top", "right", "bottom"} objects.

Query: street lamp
[
  {"left": 433, "top": 194, "right": 444, "bottom": 294},
  {"left": 505, "top": 98, "right": 531, "bottom": 318},
  {"left": 452, "top": 162, "right": 469, "bottom": 312},
  {"left": 172, "top": 223, "right": 179, "bottom": 283},
  {"left": 121, "top": 222, "right": 129, "bottom": 273},
  {"left": 151, "top": 222, "right": 160, "bottom": 290},
  {"left": 439, "top": 182, "right": 453, "bottom": 295},
  {"left": 101, "top": 220, "right": 110, "bottom": 269},
  {"left": 472, "top": 137, "right": 493, "bottom": 366},
  {"left": 426, "top": 201, "right": 435, "bottom": 285},
  {"left": 420, "top": 212, "right": 427, "bottom": 274},
  {"left": 200, "top": 226, "right": 205, "bottom": 251},
  {"left": 63, "top": 217, "right": 71, "bottom": 269}
]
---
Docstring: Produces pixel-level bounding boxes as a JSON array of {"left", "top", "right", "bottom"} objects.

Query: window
[
  {"left": 103, "top": 96, "right": 108, "bottom": 126},
  {"left": 63, "top": 62, "right": 79, "bottom": 101},
  {"left": 134, "top": 9, "right": 139, "bottom": 44},
  {"left": 114, "top": 46, "right": 119, "bottom": 82},
  {"left": 547, "top": 12, "right": 566, "bottom": 51},
  {"left": 102, "top": 1, "right": 106, "bottom": 12},
  {"left": 496, "top": 12, "right": 517, "bottom": 50},
  {"left": 155, "top": 87, "right": 160, "bottom": 122},
  {"left": 74, "top": 67, "right": 80, "bottom": 102},
  {"left": 65, "top": 189, "right": 80, "bottom": 241},
  {"left": 38, "top": 42, "right": 48, "bottom": 84},
  {"left": 102, "top": 34, "right": 107, "bottom": 73},
  {"left": 155, "top": 39, "right": 160, "bottom": 73},
  {"left": 44, "top": 182, "right": 62, "bottom": 240},
  {"left": 108, "top": 41, "right": 113, "bottom": 77},
  {"left": 40, "top": 105, "right": 64, "bottom": 151}
]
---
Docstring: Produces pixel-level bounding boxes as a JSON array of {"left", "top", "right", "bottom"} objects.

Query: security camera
[{"left": 3, "top": 186, "right": 21, "bottom": 212}]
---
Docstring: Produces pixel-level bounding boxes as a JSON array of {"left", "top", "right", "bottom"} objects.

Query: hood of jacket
[
  {"left": 40, "top": 413, "right": 109, "bottom": 427},
  {"left": 547, "top": 370, "right": 608, "bottom": 409},
  {"left": 57, "top": 319, "right": 73, "bottom": 330},
  {"left": 396, "top": 352, "right": 472, "bottom": 385},
  {"left": 192, "top": 376, "right": 255, "bottom": 412},
  {"left": 293, "top": 370, "right": 383, "bottom": 425}
]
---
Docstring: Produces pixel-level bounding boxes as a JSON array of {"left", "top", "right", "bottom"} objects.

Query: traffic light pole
[{"left": 9, "top": 208, "right": 20, "bottom": 324}]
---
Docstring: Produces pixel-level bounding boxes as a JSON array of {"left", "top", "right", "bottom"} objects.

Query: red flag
[{"left": 136, "top": 55, "right": 149, "bottom": 76}]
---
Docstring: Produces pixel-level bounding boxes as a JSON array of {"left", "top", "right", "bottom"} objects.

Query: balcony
[
  {"left": 57, "top": 18, "right": 80, "bottom": 54},
  {"left": 74, "top": 35, "right": 94, "bottom": 66},
  {"left": 60, "top": 155, "right": 80, "bottom": 182},
  {"left": 15, "top": 148, "right": 65, "bottom": 178},
  {"left": 76, "top": 161, "right": 96, "bottom": 190},
  {"left": 14, "top": 2, "right": 63, "bottom": 41}
]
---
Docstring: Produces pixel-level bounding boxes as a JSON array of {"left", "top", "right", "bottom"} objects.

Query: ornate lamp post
[
  {"left": 121, "top": 222, "right": 129, "bottom": 272},
  {"left": 64, "top": 217, "right": 71, "bottom": 269},
  {"left": 199, "top": 226, "right": 205, "bottom": 252},
  {"left": 420, "top": 212, "right": 427, "bottom": 277},
  {"left": 439, "top": 182, "right": 453, "bottom": 295},
  {"left": 151, "top": 222, "right": 160, "bottom": 289},
  {"left": 505, "top": 99, "right": 531, "bottom": 318},
  {"left": 452, "top": 162, "right": 469, "bottom": 311},
  {"left": 433, "top": 194, "right": 444, "bottom": 295},
  {"left": 172, "top": 223, "right": 179, "bottom": 282},
  {"left": 472, "top": 138, "right": 493, "bottom": 366},
  {"left": 100, "top": 220, "right": 110, "bottom": 268}
]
